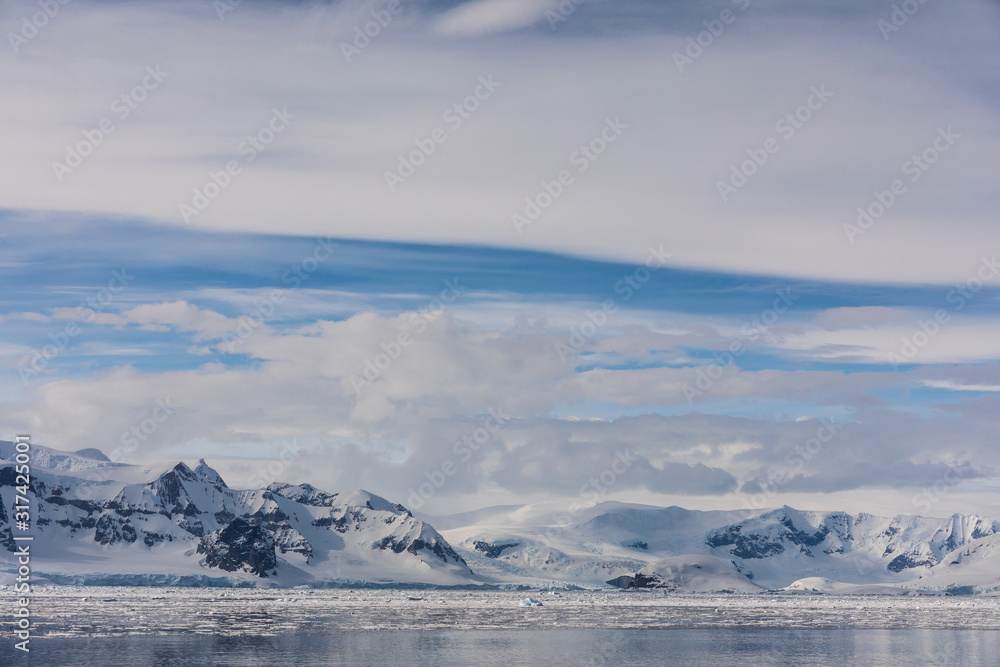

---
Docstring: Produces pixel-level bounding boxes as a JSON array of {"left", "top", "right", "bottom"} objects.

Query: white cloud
[
  {"left": 773, "top": 315, "right": 1000, "bottom": 365},
  {"left": 435, "top": 0, "right": 556, "bottom": 35},
  {"left": 5, "top": 301, "right": 1000, "bottom": 512},
  {"left": 922, "top": 380, "right": 1000, "bottom": 393},
  {"left": 0, "top": 312, "right": 50, "bottom": 323},
  {"left": 5, "top": 0, "right": 1000, "bottom": 514},
  {"left": 1, "top": 0, "right": 997, "bottom": 284}
]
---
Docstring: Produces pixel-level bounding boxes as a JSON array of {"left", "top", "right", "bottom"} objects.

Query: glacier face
[{"left": 3, "top": 442, "right": 1000, "bottom": 592}]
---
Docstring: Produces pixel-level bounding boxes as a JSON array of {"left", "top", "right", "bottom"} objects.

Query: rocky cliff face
[
  {"left": 448, "top": 502, "right": 1000, "bottom": 590},
  {"left": 703, "top": 507, "right": 1000, "bottom": 577},
  {"left": 197, "top": 518, "right": 278, "bottom": 577},
  {"left": 5, "top": 443, "right": 1000, "bottom": 591},
  {"left": 0, "top": 448, "right": 474, "bottom": 586}
]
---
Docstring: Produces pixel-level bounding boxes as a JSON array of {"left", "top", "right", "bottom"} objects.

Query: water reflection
[{"left": 13, "top": 628, "right": 1000, "bottom": 666}]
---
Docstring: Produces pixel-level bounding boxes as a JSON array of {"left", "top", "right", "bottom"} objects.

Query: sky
[{"left": 1, "top": 0, "right": 999, "bottom": 518}]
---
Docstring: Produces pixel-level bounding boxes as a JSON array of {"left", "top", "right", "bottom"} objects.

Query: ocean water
[
  {"left": 8, "top": 589, "right": 1000, "bottom": 665},
  {"left": 10, "top": 629, "right": 1000, "bottom": 666}
]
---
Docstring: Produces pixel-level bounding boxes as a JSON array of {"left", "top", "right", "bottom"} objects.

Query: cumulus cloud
[
  {"left": 3, "top": 1, "right": 999, "bottom": 514},
  {"left": 5, "top": 297, "right": 1000, "bottom": 511}
]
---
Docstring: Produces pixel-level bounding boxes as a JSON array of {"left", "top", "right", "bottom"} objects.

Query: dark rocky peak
[
  {"left": 172, "top": 461, "right": 198, "bottom": 480},
  {"left": 148, "top": 460, "right": 228, "bottom": 506},
  {"left": 196, "top": 518, "right": 277, "bottom": 577},
  {"left": 148, "top": 463, "right": 198, "bottom": 505},
  {"left": 194, "top": 459, "right": 227, "bottom": 488},
  {"left": 268, "top": 482, "right": 339, "bottom": 507}
]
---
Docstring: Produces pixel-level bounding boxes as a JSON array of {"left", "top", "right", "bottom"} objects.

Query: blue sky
[
  {"left": 4, "top": 215, "right": 998, "bottom": 378},
  {"left": 2, "top": 0, "right": 999, "bottom": 516},
  {"left": 4, "top": 213, "right": 1000, "bottom": 515}
]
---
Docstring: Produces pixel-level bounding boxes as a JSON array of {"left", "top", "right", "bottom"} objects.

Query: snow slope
[
  {"left": 5, "top": 443, "right": 1000, "bottom": 591},
  {"left": 616, "top": 556, "right": 763, "bottom": 593},
  {"left": 0, "top": 440, "right": 122, "bottom": 474},
  {"left": 435, "top": 501, "right": 1000, "bottom": 592},
  {"left": 0, "top": 455, "right": 476, "bottom": 587}
]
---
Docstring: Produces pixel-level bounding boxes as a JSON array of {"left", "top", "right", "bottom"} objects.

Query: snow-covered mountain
[
  {"left": 0, "top": 444, "right": 474, "bottom": 587},
  {"left": 3, "top": 442, "right": 1000, "bottom": 592},
  {"left": 0, "top": 440, "right": 119, "bottom": 474},
  {"left": 432, "top": 502, "right": 1000, "bottom": 593},
  {"left": 609, "top": 555, "right": 764, "bottom": 593}
]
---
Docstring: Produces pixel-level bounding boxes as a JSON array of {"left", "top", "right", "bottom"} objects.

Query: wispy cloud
[
  {"left": 922, "top": 380, "right": 1000, "bottom": 393},
  {"left": 434, "top": 0, "right": 557, "bottom": 35},
  {"left": 2, "top": 0, "right": 999, "bottom": 515},
  {"left": 1, "top": 0, "right": 997, "bottom": 283}
]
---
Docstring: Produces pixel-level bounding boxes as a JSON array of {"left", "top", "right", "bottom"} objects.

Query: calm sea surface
[{"left": 11, "top": 629, "right": 999, "bottom": 666}]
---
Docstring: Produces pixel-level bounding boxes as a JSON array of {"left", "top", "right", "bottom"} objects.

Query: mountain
[
  {"left": 3, "top": 442, "right": 1000, "bottom": 592},
  {"left": 781, "top": 577, "right": 919, "bottom": 595},
  {"left": 432, "top": 502, "right": 1000, "bottom": 593},
  {"left": 0, "top": 440, "right": 122, "bottom": 474},
  {"left": 0, "top": 445, "right": 474, "bottom": 587},
  {"left": 611, "top": 555, "right": 763, "bottom": 593}
]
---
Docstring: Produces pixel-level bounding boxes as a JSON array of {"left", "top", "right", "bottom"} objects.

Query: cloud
[
  {"left": 5, "top": 299, "right": 1000, "bottom": 509},
  {"left": 813, "top": 306, "right": 910, "bottom": 330},
  {"left": 922, "top": 380, "right": 1000, "bottom": 393},
  {"left": 772, "top": 313, "right": 1000, "bottom": 365},
  {"left": 122, "top": 301, "right": 237, "bottom": 340},
  {"left": 0, "top": 312, "right": 49, "bottom": 323},
  {"left": 50, "top": 308, "right": 127, "bottom": 327},
  {"left": 1, "top": 0, "right": 997, "bottom": 283},
  {"left": 3, "top": 0, "right": 999, "bottom": 513},
  {"left": 435, "top": 0, "right": 556, "bottom": 35}
]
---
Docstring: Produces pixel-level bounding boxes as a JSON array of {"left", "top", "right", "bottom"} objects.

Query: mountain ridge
[
  {"left": 2, "top": 443, "right": 999, "bottom": 593},
  {"left": 0, "top": 445, "right": 474, "bottom": 587}
]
